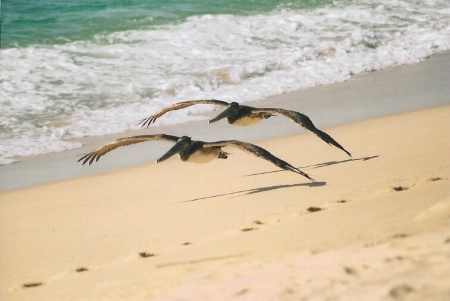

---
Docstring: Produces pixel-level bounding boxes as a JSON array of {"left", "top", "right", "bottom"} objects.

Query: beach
[{"left": 1, "top": 53, "right": 450, "bottom": 300}]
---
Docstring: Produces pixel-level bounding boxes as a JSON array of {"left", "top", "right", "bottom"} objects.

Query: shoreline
[{"left": 0, "top": 51, "right": 449, "bottom": 193}]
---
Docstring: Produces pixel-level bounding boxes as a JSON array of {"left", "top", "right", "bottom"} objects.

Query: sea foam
[{"left": 1, "top": 0, "right": 449, "bottom": 164}]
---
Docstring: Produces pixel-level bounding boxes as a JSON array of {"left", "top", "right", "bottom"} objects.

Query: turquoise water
[
  {"left": 1, "top": 0, "right": 449, "bottom": 164},
  {"left": 2, "top": 0, "right": 330, "bottom": 48}
]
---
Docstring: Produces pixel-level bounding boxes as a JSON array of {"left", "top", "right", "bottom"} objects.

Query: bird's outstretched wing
[
  {"left": 138, "top": 99, "right": 230, "bottom": 127},
  {"left": 78, "top": 134, "right": 179, "bottom": 165},
  {"left": 203, "top": 140, "right": 317, "bottom": 182},
  {"left": 254, "top": 108, "right": 352, "bottom": 157}
]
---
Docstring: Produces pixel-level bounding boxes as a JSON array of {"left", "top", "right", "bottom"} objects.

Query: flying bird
[
  {"left": 78, "top": 134, "right": 316, "bottom": 183},
  {"left": 138, "top": 99, "right": 351, "bottom": 157}
]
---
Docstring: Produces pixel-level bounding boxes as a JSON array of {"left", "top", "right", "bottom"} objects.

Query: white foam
[{"left": 1, "top": 0, "right": 449, "bottom": 164}]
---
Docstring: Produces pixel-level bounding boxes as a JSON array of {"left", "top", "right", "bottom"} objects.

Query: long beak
[
  {"left": 208, "top": 105, "right": 235, "bottom": 124},
  {"left": 156, "top": 139, "right": 187, "bottom": 163}
]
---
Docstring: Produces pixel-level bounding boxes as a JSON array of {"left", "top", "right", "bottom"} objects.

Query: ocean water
[{"left": 1, "top": 0, "right": 449, "bottom": 165}]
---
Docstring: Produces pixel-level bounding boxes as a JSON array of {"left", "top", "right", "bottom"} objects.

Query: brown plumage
[
  {"left": 138, "top": 100, "right": 351, "bottom": 157},
  {"left": 78, "top": 134, "right": 316, "bottom": 183}
]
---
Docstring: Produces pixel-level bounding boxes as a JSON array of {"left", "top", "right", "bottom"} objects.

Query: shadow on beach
[
  {"left": 243, "top": 155, "right": 379, "bottom": 177},
  {"left": 176, "top": 181, "right": 326, "bottom": 204},
  {"left": 176, "top": 155, "right": 378, "bottom": 204}
]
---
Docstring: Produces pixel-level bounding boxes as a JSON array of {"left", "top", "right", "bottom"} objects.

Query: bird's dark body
[
  {"left": 78, "top": 134, "right": 316, "bottom": 182},
  {"left": 138, "top": 99, "right": 351, "bottom": 157},
  {"left": 177, "top": 140, "right": 227, "bottom": 162}
]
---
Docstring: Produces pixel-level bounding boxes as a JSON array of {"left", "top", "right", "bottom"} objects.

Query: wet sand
[{"left": 0, "top": 52, "right": 448, "bottom": 192}]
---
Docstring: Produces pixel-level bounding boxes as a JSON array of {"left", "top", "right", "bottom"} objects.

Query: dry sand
[
  {"left": 1, "top": 106, "right": 449, "bottom": 300},
  {"left": 1, "top": 54, "right": 450, "bottom": 300}
]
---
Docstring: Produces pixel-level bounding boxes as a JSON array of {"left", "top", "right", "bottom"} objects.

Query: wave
[{"left": 1, "top": 0, "right": 449, "bottom": 164}]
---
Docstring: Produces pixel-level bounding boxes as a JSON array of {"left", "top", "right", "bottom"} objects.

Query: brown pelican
[
  {"left": 78, "top": 134, "right": 316, "bottom": 183},
  {"left": 138, "top": 100, "right": 351, "bottom": 157}
]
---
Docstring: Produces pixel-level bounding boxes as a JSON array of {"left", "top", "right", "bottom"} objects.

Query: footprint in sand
[
  {"left": 18, "top": 266, "right": 90, "bottom": 291},
  {"left": 336, "top": 199, "right": 350, "bottom": 204},
  {"left": 307, "top": 206, "right": 323, "bottom": 213},
  {"left": 139, "top": 252, "right": 157, "bottom": 258},
  {"left": 301, "top": 204, "right": 328, "bottom": 214},
  {"left": 243, "top": 200, "right": 351, "bottom": 231},
  {"left": 388, "top": 284, "right": 414, "bottom": 299},
  {"left": 343, "top": 266, "right": 358, "bottom": 276},
  {"left": 303, "top": 199, "right": 350, "bottom": 215},
  {"left": 388, "top": 177, "right": 444, "bottom": 193},
  {"left": 241, "top": 227, "right": 257, "bottom": 232},
  {"left": 239, "top": 199, "right": 350, "bottom": 233},
  {"left": 17, "top": 253, "right": 155, "bottom": 292},
  {"left": 392, "top": 186, "right": 409, "bottom": 192},
  {"left": 392, "top": 233, "right": 409, "bottom": 239},
  {"left": 291, "top": 205, "right": 326, "bottom": 216},
  {"left": 240, "top": 220, "right": 266, "bottom": 232},
  {"left": 22, "top": 282, "right": 44, "bottom": 288}
]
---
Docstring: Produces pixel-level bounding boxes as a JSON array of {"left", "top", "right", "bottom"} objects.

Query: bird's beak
[
  {"left": 208, "top": 104, "right": 235, "bottom": 124},
  {"left": 156, "top": 139, "right": 187, "bottom": 163}
]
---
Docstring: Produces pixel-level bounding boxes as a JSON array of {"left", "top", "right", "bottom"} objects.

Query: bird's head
[
  {"left": 156, "top": 136, "right": 192, "bottom": 163},
  {"left": 178, "top": 136, "right": 192, "bottom": 143},
  {"left": 208, "top": 102, "right": 240, "bottom": 124}
]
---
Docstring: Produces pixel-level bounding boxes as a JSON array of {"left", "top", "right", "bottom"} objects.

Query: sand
[{"left": 0, "top": 54, "right": 449, "bottom": 300}]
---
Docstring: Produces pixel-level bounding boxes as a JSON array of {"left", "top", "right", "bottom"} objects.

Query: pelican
[
  {"left": 138, "top": 99, "right": 351, "bottom": 157},
  {"left": 78, "top": 134, "right": 316, "bottom": 183}
]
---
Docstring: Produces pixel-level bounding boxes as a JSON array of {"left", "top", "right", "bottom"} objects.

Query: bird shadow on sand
[
  {"left": 243, "top": 155, "right": 379, "bottom": 177},
  {"left": 176, "top": 181, "right": 326, "bottom": 204},
  {"left": 175, "top": 156, "right": 377, "bottom": 204}
]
